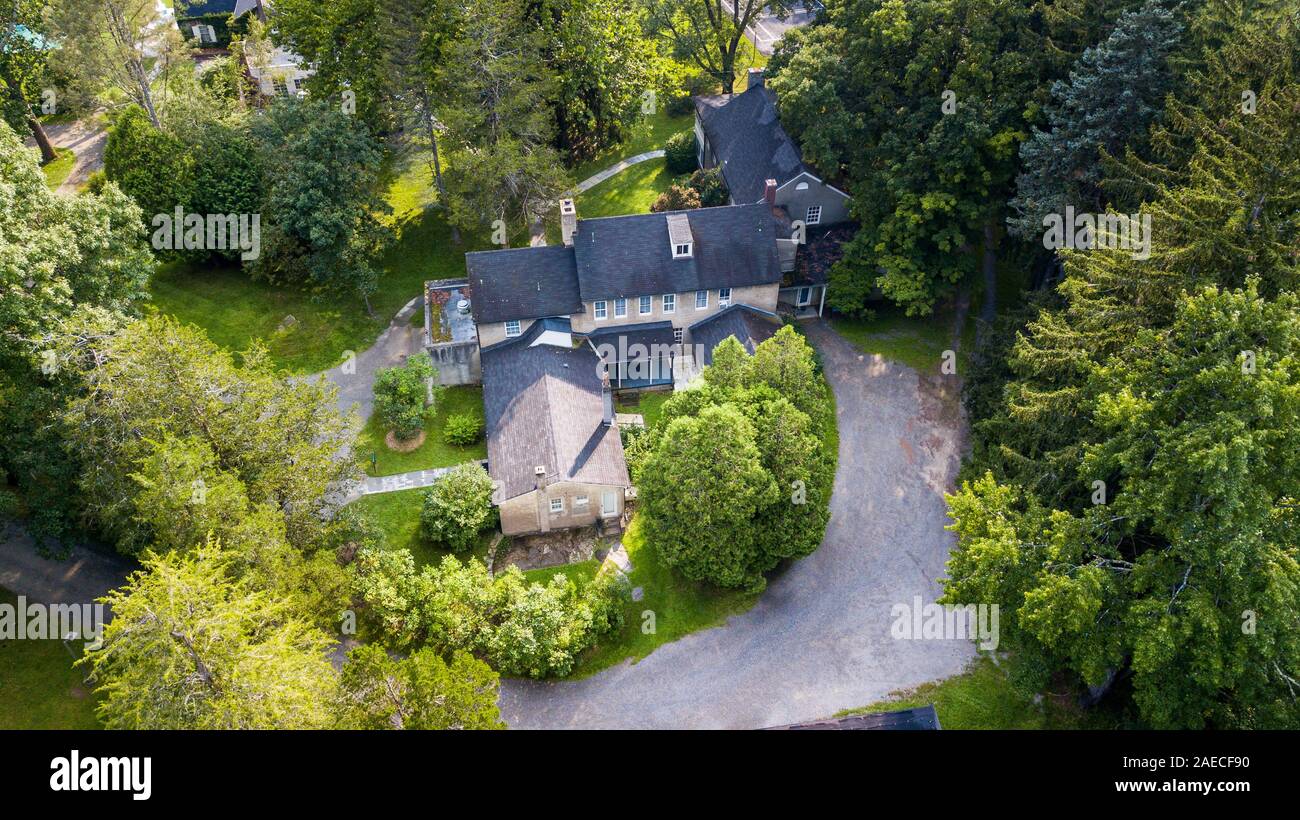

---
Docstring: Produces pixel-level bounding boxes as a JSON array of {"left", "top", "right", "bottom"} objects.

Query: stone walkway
[
  {"left": 575, "top": 150, "right": 665, "bottom": 193},
  {"left": 340, "top": 460, "right": 488, "bottom": 504}
]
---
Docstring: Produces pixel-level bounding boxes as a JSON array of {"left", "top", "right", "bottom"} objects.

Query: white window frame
[
  {"left": 594, "top": 300, "right": 608, "bottom": 320},
  {"left": 797, "top": 287, "right": 812, "bottom": 307},
  {"left": 549, "top": 497, "right": 564, "bottom": 514},
  {"left": 662, "top": 293, "right": 675, "bottom": 314},
  {"left": 614, "top": 297, "right": 627, "bottom": 318},
  {"left": 673, "top": 242, "right": 692, "bottom": 258},
  {"left": 718, "top": 287, "right": 732, "bottom": 307},
  {"left": 504, "top": 320, "right": 521, "bottom": 337},
  {"left": 574, "top": 495, "right": 589, "bottom": 509},
  {"left": 695, "top": 290, "right": 708, "bottom": 309},
  {"left": 806, "top": 205, "right": 822, "bottom": 225},
  {"left": 639, "top": 295, "right": 652, "bottom": 316},
  {"left": 673, "top": 328, "right": 684, "bottom": 345}
]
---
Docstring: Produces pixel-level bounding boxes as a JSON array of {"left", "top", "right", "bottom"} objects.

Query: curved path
[
  {"left": 499, "top": 321, "right": 974, "bottom": 728},
  {"left": 574, "top": 150, "right": 666, "bottom": 193}
]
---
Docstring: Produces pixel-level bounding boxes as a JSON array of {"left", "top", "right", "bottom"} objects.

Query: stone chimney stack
[
  {"left": 601, "top": 375, "right": 614, "bottom": 427},
  {"left": 764, "top": 179, "right": 777, "bottom": 206},
  {"left": 560, "top": 199, "right": 578, "bottom": 247},
  {"left": 747, "top": 68, "right": 765, "bottom": 91}
]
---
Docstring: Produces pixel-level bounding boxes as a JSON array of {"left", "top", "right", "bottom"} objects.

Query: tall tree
[
  {"left": 650, "top": 0, "right": 793, "bottom": 94},
  {"left": 0, "top": 0, "right": 56, "bottom": 161},
  {"left": 83, "top": 542, "right": 338, "bottom": 729},
  {"left": 336, "top": 645, "right": 505, "bottom": 730}
]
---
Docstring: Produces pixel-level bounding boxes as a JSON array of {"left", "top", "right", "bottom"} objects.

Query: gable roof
[
  {"left": 689, "top": 304, "right": 781, "bottom": 365},
  {"left": 466, "top": 246, "right": 584, "bottom": 325},
  {"left": 695, "top": 85, "right": 806, "bottom": 204},
  {"left": 481, "top": 323, "right": 629, "bottom": 499},
  {"left": 573, "top": 204, "right": 782, "bottom": 303},
  {"left": 789, "top": 224, "right": 856, "bottom": 287}
]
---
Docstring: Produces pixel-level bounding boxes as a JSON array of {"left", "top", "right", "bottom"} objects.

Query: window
[
  {"left": 550, "top": 498, "right": 564, "bottom": 514},
  {"left": 695, "top": 290, "right": 708, "bottom": 309},
  {"left": 718, "top": 287, "right": 732, "bottom": 306},
  {"left": 662, "top": 294, "right": 675, "bottom": 314},
  {"left": 574, "top": 495, "right": 589, "bottom": 509},
  {"left": 674, "top": 242, "right": 692, "bottom": 258},
  {"left": 797, "top": 287, "right": 812, "bottom": 307},
  {"left": 594, "top": 300, "right": 608, "bottom": 320},
  {"left": 505, "top": 320, "right": 521, "bottom": 337},
  {"left": 806, "top": 205, "right": 822, "bottom": 225},
  {"left": 271, "top": 76, "right": 289, "bottom": 96},
  {"left": 639, "top": 295, "right": 652, "bottom": 315},
  {"left": 673, "top": 328, "right": 684, "bottom": 345},
  {"left": 796, "top": 182, "right": 810, "bottom": 191},
  {"left": 614, "top": 298, "right": 627, "bottom": 318}
]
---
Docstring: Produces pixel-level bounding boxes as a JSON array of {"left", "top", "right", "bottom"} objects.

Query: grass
[
  {"left": 0, "top": 588, "right": 101, "bottom": 730},
  {"left": 571, "top": 514, "right": 760, "bottom": 676},
  {"left": 615, "top": 390, "right": 673, "bottom": 429},
  {"left": 576, "top": 158, "right": 676, "bottom": 218},
  {"left": 829, "top": 300, "right": 960, "bottom": 374},
  {"left": 345, "top": 488, "right": 495, "bottom": 569},
  {"left": 354, "top": 386, "right": 487, "bottom": 476},
  {"left": 837, "top": 654, "right": 1112, "bottom": 730},
  {"left": 40, "top": 147, "right": 76, "bottom": 190},
  {"left": 570, "top": 107, "right": 694, "bottom": 184},
  {"left": 521, "top": 558, "right": 602, "bottom": 588}
]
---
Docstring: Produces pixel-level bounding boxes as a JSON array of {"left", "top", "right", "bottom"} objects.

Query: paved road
[
  {"left": 314, "top": 295, "right": 425, "bottom": 421},
  {"left": 0, "top": 524, "right": 135, "bottom": 606},
  {"left": 499, "top": 321, "right": 974, "bottom": 728},
  {"left": 24, "top": 115, "right": 107, "bottom": 195}
]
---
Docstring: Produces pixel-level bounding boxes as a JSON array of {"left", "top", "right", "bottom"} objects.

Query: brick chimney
[
  {"left": 764, "top": 178, "right": 777, "bottom": 206},
  {"left": 601, "top": 375, "right": 614, "bottom": 427},
  {"left": 747, "top": 68, "right": 765, "bottom": 91},
  {"left": 560, "top": 199, "right": 577, "bottom": 247}
]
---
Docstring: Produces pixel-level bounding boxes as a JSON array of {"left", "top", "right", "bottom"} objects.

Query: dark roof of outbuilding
[
  {"left": 689, "top": 304, "right": 781, "bottom": 365},
  {"left": 694, "top": 86, "right": 806, "bottom": 204},
  {"left": 481, "top": 323, "right": 629, "bottom": 500},
  {"left": 465, "top": 246, "right": 584, "bottom": 325},
  {"left": 572, "top": 204, "right": 782, "bottom": 302},
  {"left": 788, "top": 224, "right": 856, "bottom": 287},
  {"left": 767, "top": 705, "right": 942, "bottom": 731}
]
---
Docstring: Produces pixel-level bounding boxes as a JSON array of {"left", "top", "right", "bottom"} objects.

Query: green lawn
[
  {"left": 521, "top": 558, "right": 602, "bottom": 587},
  {"left": 0, "top": 588, "right": 101, "bottom": 730},
  {"left": 354, "top": 386, "right": 487, "bottom": 476},
  {"left": 40, "top": 147, "right": 76, "bottom": 190},
  {"left": 571, "top": 513, "right": 760, "bottom": 676},
  {"left": 570, "top": 107, "right": 694, "bottom": 184},
  {"left": 615, "top": 390, "right": 672, "bottom": 429},
  {"left": 829, "top": 300, "right": 960, "bottom": 374},
  {"left": 837, "top": 654, "right": 1114, "bottom": 730},
  {"left": 346, "top": 487, "right": 495, "bottom": 569},
  {"left": 576, "top": 158, "right": 676, "bottom": 218}
]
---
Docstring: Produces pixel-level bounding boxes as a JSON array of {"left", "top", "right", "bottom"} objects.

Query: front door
[
  {"left": 797, "top": 287, "right": 812, "bottom": 307},
  {"left": 601, "top": 490, "right": 618, "bottom": 518}
]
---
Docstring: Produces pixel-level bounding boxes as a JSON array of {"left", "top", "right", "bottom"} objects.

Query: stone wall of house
[
  {"left": 477, "top": 317, "right": 537, "bottom": 348},
  {"left": 569, "top": 282, "right": 779, "bottom": 337},
  {"left": 498, "top": 480, "right": 625, "bottom": 536}
]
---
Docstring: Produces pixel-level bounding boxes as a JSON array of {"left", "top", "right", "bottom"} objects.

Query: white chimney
[
  {"left": 560, "top": 199, "right": 577, "bottom": 247},
  {"left": 601, "top": 375, "right": 614, "bottom": 427},
  {"left": 747, "top": 68, "right": 765, "bottom": 91}
]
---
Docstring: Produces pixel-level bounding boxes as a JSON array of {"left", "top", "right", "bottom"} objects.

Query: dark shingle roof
[
  {"left": 481, "top": 323, "right": 629, "bottom": 500},
  {"left": 767, "top": 706, "right": 942, "bottom": 731},
  {"left": 175, "top": 0, "right": 238, "bottom": 18},
  {"left": 695, "top": 86, "right": 806, "bottom": 204},
  {"left": 465, "top": 246, "right": 584, "bottom": 325},
  {"left": 585, "top": 321, "right": 677, "bottom": 359},
  {"left": 689, "top": 305, "right": 781, "bottom": 365},
  {"left": 573, "top": 204, "right": 782, "bottom": 302},
  {"left": 789, "top": 224, "right": 856, "bottom": 287}
]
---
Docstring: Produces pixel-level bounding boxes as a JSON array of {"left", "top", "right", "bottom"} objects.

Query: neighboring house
[
  {"left": 694, "top": 68, "right": 853, "bottom": 315},
  {"left": 175, "top": 0, "right": 255, "bottom": 47},
  {"left": 246, "top": 43, "right": 312, "bottom": 97}
]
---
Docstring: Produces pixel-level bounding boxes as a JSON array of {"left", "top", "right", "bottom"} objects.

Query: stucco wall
[
  {"left": 498, "top": 481, "right": 625, "bottom": 536},
  {"left": 425, "top": 340, "right": 481, "bottom": 385},
  {"left": 569, "top": 283, "right": 779, "bottom": 337},
  {"left": 775, "top": 174, "right": 851, "bottom": 227},
  {"left": 477, "top": 317, "right": 537, "bottom": 348}
]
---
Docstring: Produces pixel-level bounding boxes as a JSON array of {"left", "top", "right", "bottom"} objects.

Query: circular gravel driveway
[{"left": 499, "top": 321, "right": 975, "bottom": 728}]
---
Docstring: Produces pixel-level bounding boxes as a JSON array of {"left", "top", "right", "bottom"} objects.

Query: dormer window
[{"left": 666, "top": 212, "right": 693, "bottom": 259}]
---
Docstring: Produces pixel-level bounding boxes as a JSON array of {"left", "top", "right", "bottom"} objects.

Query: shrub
[
  {"left": 443, "top": 413, "right": 484, "bottom": 446},
  {"left": 687, "top": 167, "right": 728, "bottom": 207},
  {"left": 373, "top": 353, "right": 438, "bottom": 440},
  {"left": 103, "top": 105, "right": 195, "bottom": 223},
  {"left": 650, "top": 184, "right": 701, "bottom": 213},
  {"left": 664, "top": 131, "right": 698, "bottom": 174},
  {"left": 419, "top": 463, "right": 495, "bottom": 552}
]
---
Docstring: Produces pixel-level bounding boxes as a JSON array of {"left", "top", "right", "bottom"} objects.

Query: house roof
[
  {"left": 768, "top": 705, "right": 942, "bottom": 731},
  {"left": 573, "top": 204, "right": 782, "bottom": 303},
  {"left": 689, "top": 304, "right": 781, "bottom": 365},
  {"left": 788, "top": 224, "right": 856, "bottom": 287},
  {"left": 175, "top": 0, "right": 239, "bottom": 18},
  {"left": 695, "top": 85, "right": 806, "bottom": 204},
  {"left": 586, "top": 321, "right": 677, "bottom": 361},
  {"left": 481, "top": 323, "right": 629, "bottom": 500},
  {"left": 466, "top": 246, "right": 584, "bottom": 325}
]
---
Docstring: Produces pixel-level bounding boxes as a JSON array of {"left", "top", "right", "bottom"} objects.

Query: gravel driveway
[{"left": 499, "top": 320, "right": 975, "bottom": 728}]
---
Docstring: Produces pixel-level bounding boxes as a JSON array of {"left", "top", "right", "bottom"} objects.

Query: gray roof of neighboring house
[
  {"left": 573, "top": 204, "right": 782, "bottom": 303},
  {"left": 689, "top": 304, "right": 782, "bottom": 365},
  {"left": 465, "top": 246, "right": 584, "bottom": 325},
  {"left": 175, "top": 0, "right": 239, "bottom": 18},
  {"left": 481, "top": 322, "right": 629, "bottom": 500},
  {"left": 695, "top": 85, "right": 806, "bottom": 204}
]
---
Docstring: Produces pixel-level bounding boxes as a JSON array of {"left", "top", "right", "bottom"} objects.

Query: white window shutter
[
  {"left": 206, "top": 25, "right": 216, "bottom": 43},
  {"left": 191, "top": 25, "right": 202, "bottom": 40}
]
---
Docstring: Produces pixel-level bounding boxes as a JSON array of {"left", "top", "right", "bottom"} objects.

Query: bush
[
  {"left": 373, "top": 353, "right": 438, "bottom": 440},
  {"left": 419, "top": 463, "right": 495, "bottom": 552},
  {"left": 664, "top": 131, "right": 698, "bottom": 174},
  {"left": 443, "top": 413, "right": 484, "bottom": 446},
  {"left": 650, "top": 184, "right": 701, "bottom": 213},
  {"left": 687, "top": 167, "right": 728, "bottom": 207},
  {"left": 103, "top": 105, "right": 195, "bottom": 222}
]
